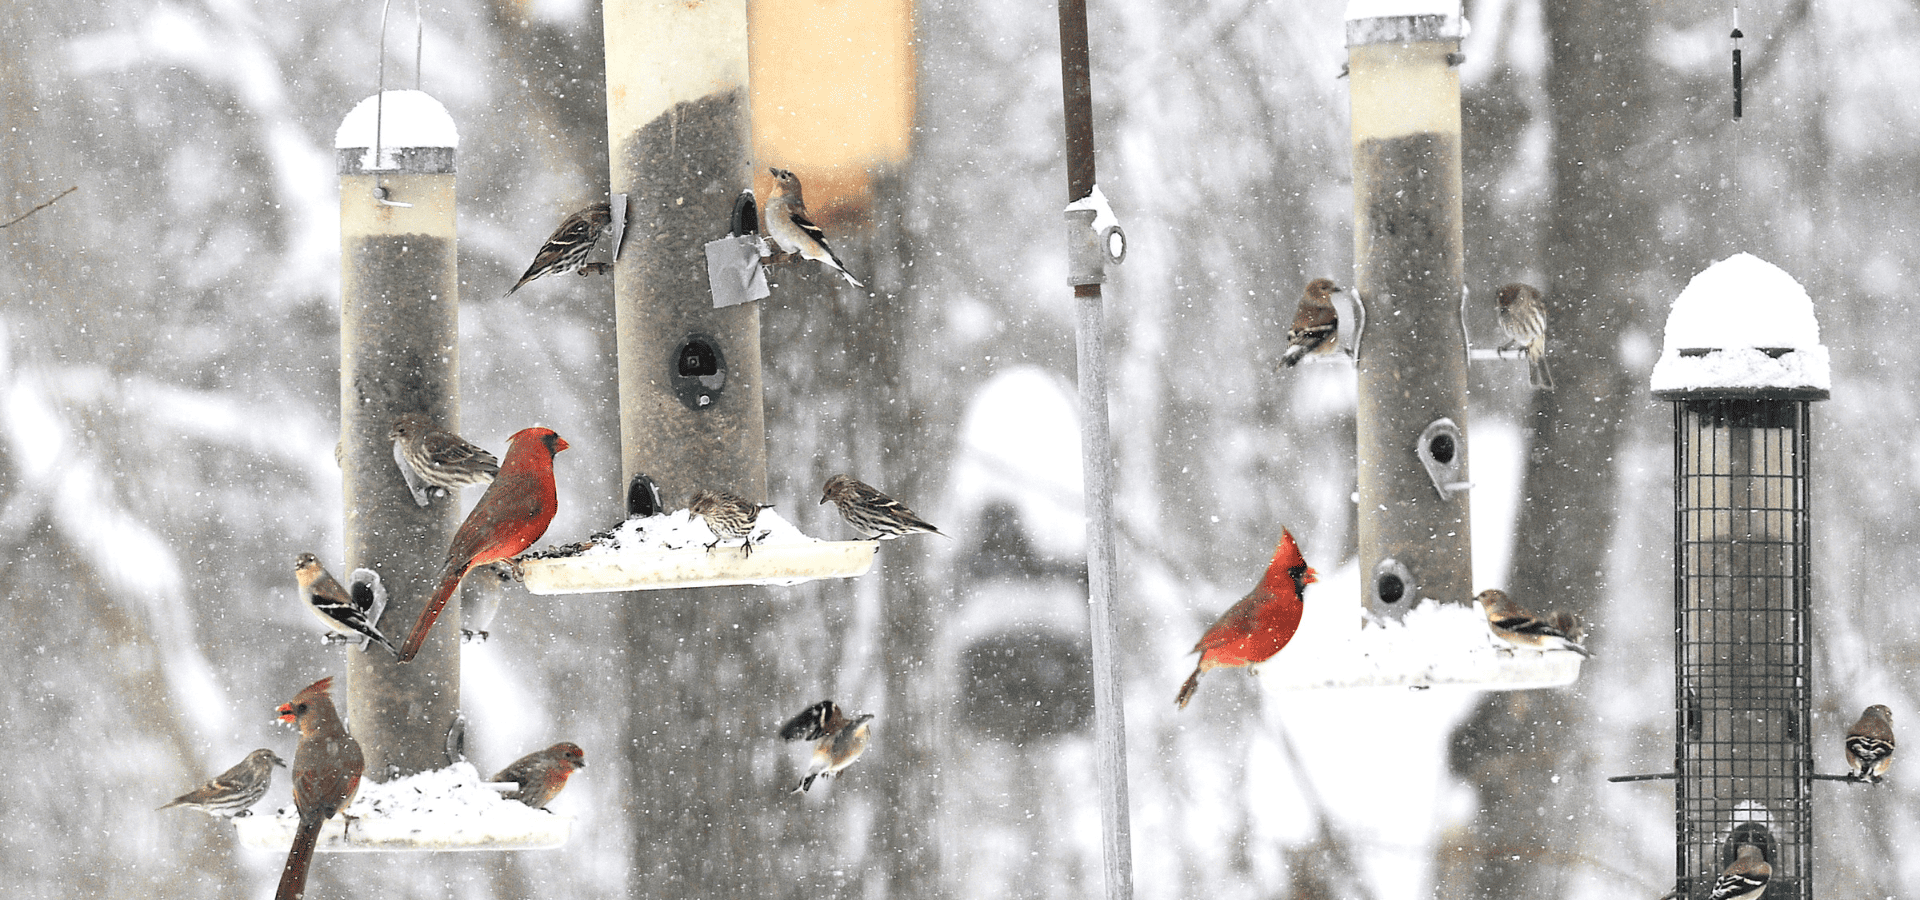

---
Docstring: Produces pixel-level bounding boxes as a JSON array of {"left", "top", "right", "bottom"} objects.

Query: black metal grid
[{"left": 1672, "top": 398, "right": 1812, "bottom": 900}]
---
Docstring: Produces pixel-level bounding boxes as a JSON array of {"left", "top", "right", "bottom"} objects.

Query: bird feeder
[{"left": 1647, "top": 253, "right": 1829, "bottom": 900}]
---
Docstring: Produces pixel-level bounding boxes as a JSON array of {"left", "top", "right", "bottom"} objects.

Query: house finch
[
  {"left": 820, "top": 473, "right": 944, "bottom": 540},
  {"left": 779, "top": 700, "right": 875, "bottom": 792},
  {"left": 690, "top": 488, "right": 772, "bottom": 557},
  {"left": 505, "top": 201, "right": 613, "bottom": 296},
  {"left": 160, "top": 748, "right": 286, "bottom": 818},
  {"left": 1279, "top": 278, "right": 1344, "bottom": 367},
  {"left": 295, "top": 553, "right": 398, "bottom": 658},
  {"left": 389, "top": 414, "right": 499, "bottom": 507},
  {"left": 1707, "top": 843, "right": 1771, "bottom": 900},
  {"left": 398, "top": 427, "right": 568, "bottom": 663},
  {"left": 1476, "top": 589, "right": 1592, "bottom": 657},
  {"left": 1495, "top": 282, "right": 1554, "bottom": 390},
  {"left": 274, "top": 677, "right": 364, "bottom": 900},
  {"left": 1177, "top": 528, "right": 1315, "bottom": 709},
  {"left": 1845, "top": 704, "right": 1895, "bottom": 783},
  {"left": 765, "top": 167, "right": 864, "bottom": 288},
  {"left": 490, "top": 742, "right": 587, "bottom": 809}
]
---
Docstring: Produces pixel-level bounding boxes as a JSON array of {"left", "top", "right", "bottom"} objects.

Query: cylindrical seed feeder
[{"left": 1652, "top": 253, "right": 1830, "bottom": 900}]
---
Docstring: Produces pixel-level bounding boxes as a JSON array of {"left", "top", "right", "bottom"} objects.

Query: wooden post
[{"left": 335, "top": 90, "right": 463, "bottom": 777}]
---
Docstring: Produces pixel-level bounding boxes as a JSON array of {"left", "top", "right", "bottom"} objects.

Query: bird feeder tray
[
  {"left": 516, "top": 509, "right": 878, "bottom": 594},
  {"left": 232, "top": 762, "right": 572, "bottom": 853},
  {"left": 1256, "top": 596, "right": 1584, "bottom": 692}
]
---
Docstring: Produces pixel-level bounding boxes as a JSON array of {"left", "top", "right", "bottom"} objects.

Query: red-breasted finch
[
  {"left": 389, "top": 414, "right": 500, "bottom": 507},
  {"left": 1707, "top": 843, "right": 1771, "bottom": 900},
  {"left": 765, "top": 167, "right": 864, "bottom": 288},
  {"left": 820, "top": 474, "right": 944, "bottom": 540},
  {"left": 160, "top": 748, "right": 286, "bottom": 818},
  {"left": 1476, "top": 589, "right": 1592, "bottom": 657},
  {"left": 490, "top": 742, "right": 587, "bottom": 809},
  {"left": 779, "top": 700, "right": 875, "bottom": 792},
  {"left": 295, "top": 553, "right": 398, "bottom": 658},
  {"left": 505, "top": 202, "right": 612, "bottom": 296},
  {"left": 1279, "top": 278, "right": 1343, "bottom": 367},
  {"left": 1845, "top": 704, "right": 1895, "bottom": 783},
  {"left": 1496, "top": 282, "right": 1554, "bottom": 390},
  {"left": 690, "top": 488, "right": 771, "bottom": 556},
  {"left": 1177, "top": 528, "right": 1315, "bottom": 709},
  {"left": 398, "top": 427, "right": 568, "bottom": 663},
  {"left": 274, "top": 677, "right": 363, "bottom": 900}
]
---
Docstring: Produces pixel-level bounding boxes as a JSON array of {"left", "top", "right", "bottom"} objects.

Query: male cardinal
[
  {"left": 160, "top": 748, "right": 286, "bottom": 818},
  {"left": 779, "top": 700, "right": 875, "bottom": 792},
  {"left": 1845, "top": 704, "right": 1895, "bottom": 783},
  {"left": 1279, "top": 278, "right": 1344, "bottom": 367},
  {"left": 765, "top": 167, "right": 864, "bottom": 287},
  {"left": 398, "top": 427, "right": 568, "bottom": 662},
  {"left": 820, "top": 473, "right": 944, "bottom": 540},
  {"left": 1176, "top": 528, "right": 1315, "bottom": 709},
  {"left": 275, "top": 677, "right": 363, "bottom": 900},
  {"left": 389, "top": 414, "right": 499, "bottom": 507},
  {"left": 490, "top": 742, "right": 587, "bottom": 809},
  {"left": 505, "top": 202, "right": 613, "bottom": 296},
  {"left": 1495, "top": 283, "right": 1555, "bottom": 390}
]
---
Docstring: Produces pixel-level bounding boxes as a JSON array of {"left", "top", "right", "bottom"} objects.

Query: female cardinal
[
  {"left": 1176, "top": 528, "right": 1315, "bottom": 709},
  {"left": 399, "top": 427, "right": 568, "bottom": 662},
  {"left": 275, "top": 677, "right": 363, "bottom": 900}
]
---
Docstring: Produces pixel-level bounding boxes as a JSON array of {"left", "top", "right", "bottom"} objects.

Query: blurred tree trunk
[{"left": 1441, "top": 1, "right": 1653, "bottom": 897}]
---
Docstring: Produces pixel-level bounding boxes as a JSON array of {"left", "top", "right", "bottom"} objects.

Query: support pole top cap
[{"left": 1651, "top": 252, "right": 1830, "bottom": 400}]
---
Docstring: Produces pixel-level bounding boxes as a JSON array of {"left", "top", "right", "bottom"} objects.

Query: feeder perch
[
  {"left": 1063, "top": 185, "right": 1125, "bottom": 285},
  {"left": 1416, "top": 417, "right": 1470, "bottom": 499},
  {"left": 233, "top": 762, "right": 570, "bottom": 852},
  {"left": 517, "top": 509, "right": 876, "bottom": 595}
]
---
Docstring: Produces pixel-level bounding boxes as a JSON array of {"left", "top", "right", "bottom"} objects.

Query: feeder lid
[
  {"left": 1651, "top": 253, "right": 1831, "bottom": 400},
  {"left": 233, "top": 762, "right": 571, "bottom": 852},
  {"left": 1345, "top": 0, "right": 1468, "bottom": 41},
  {"left": 335, "top": 90, "right": 459, "bottom": 151}
]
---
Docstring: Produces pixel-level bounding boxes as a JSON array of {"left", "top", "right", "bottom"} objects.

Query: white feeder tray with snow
[
  {"left": 517, "top": 509, "right": 877, "bottom": 595},
  {"left": 1650, "top": 252, "right": 1830, "bottom": 401},
  {"left": 1257, "top": 598, "right": 1583, "bottom": 692},
  {"left": 233, "top": 762, "right": 571, "bottom": 852}
]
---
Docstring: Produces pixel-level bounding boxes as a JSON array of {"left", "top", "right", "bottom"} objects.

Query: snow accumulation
[
  {"left": 516, "top": 509, "right": 877, "bottom": 594},
  {"left": 1650, "top": 253, "right": 1831, "bottom": 397},
  {"left": 1345, "top": 0, "right": 1462, "bottom": 20},
  {"left": 1063, "top": 184, "right": 1120, "bottom": 234},
  {"left": 334, "top": 90, "right": 459, "bottom": 171},
  {"left": 235, "top": 762, "right": 570, "bottom": 852}
]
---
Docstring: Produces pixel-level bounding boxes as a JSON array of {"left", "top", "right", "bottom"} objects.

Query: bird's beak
[{"left": 1305, "top": 566, "right": 1320, "bottom": 584}]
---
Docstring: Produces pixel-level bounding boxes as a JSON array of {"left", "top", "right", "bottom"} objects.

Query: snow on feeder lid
[
  {"left": 1345, "top": 0, "right": 1468, "bottom": 40},
  {"left": 1651, "top": 253, "right": 1831, "bottom": 401},
  {"left": 335, "top": 90, "right": 458, "bottom": 175}
]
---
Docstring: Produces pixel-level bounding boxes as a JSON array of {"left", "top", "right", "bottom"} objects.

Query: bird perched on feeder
[
  {"left": 1495, "top": 282, "right": 1555, "bottom": 390},
  {"left": 1547, "top": 609, "right": 1585, "bottom": 645},
  {"left": 779, "top": 700, "right": 875, "bottom": 792},
  {"left": 1279, "top": 278, "right": 1345, "bottom": 367},
  {"left": 295, "top": 553, "right": 399, "bottom": 658},
  {"left": 390, "top": 414, "right": 500, "bottom": 507},
  {"left": 1176, "top": 528, "right": 1315, "bottom": 709},
  {"left": 1845, "top": 704, "right": 1895, "bottom": 783},
  {"left": 1707, "top": 843, "right": 1771, "bottom": 900},
  {"left": 505, "top": 201, "right": 613, "bottom": 296},
  {"left": 764, "top": 167, "right": 864, "bottom": 288},
  {"left": 1476, "top": 589, "right": 1592, "bottom": 657},
  {"left": 820, "top": 473, "right": 945, "bottom": 540},
  {"left": 160, "top": 748, "right": 286, "bottom": 818},
  {"left": 399, "top": 427, "right": 568, "bottom": 663},
  {"left": 490, "top": 742, "right": 587, "bottom": 810},
  {"left": 690, "top": 488, "right": 772, "bottom": 557},
  {"left": 274, "top": 677, "right": 363, "bottom": 900}
]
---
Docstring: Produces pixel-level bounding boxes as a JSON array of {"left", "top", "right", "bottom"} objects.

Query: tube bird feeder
[{"left": 1651, "top": 253, "right": 1830, "bottom": 900}]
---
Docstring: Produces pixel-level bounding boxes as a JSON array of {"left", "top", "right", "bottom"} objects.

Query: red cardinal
[
  {"left": 398, "top": 427, "right": 568, "bottom": 662},
  {"left": 274, "top": 677, "right": 363, "bottom": 900},
  {"left": 1176, "top": 528, "right": 1316, "bottom": 709}
]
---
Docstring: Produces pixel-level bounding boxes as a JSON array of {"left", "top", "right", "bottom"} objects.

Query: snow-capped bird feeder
[{"left": 1648, "top": 253, "right": 1829, "bottom": 900}]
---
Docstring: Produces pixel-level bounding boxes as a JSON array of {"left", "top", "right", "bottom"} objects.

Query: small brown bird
[
  {"left": 820, "top": 474, "right": 944, "bottom": 540},
  {"left": 1707, "top": 843, "right": 1771, "bottom": 900},
  {"left": 1280, "top": 278, "right": 1344, "bottom": 367},
  {"left": 1845, "top": 704, "right": 1895, "bottom": 783},
  {"left": 1495, "top": 283, "right": 1554, "bottom": 390},
  {"left": 490, "top": 742, "right": 587, "bottom": 810},
  {"left": 690, "top": 488, "right": 772, "bottom": 556},
  {"left": 1476, "top": 589, "right": 1591, "bottom": 657},
  {"left": 505, "top": 201, "right": 613, "bottom": 296},
  {"left": 765, "top": 168, "right": 863, "bottom": 288},
  {"left": 274, "top": 677, "right": 364, "bottom": 900},
  {"left": 295, "top": 553, "right": 399, "bottom": 658},
  {"left": 779, "top": 700, "right": 875, "bottom": 792},
  {"left": 1546, "top": 609, "right": 1585, "bottom": 645},
  {"left": 389, "top": 414, "right": 500, "bottom": 507},
  {"left": 160, "top": 748, "right": 286, "bottom": 818}
]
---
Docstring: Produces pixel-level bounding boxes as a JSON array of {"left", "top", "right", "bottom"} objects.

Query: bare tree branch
[{"left": 0, "top": 185, "right": 76, "bottom": 228}]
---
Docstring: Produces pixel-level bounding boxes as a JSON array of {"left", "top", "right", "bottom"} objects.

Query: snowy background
[{"left": 1, "top": 0, "right": 1916, "bottom": 898}]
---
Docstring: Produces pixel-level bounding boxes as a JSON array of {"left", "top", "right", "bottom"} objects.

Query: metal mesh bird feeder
[{"left": 1650, "top": 253, "right": 1830, "bottom": 900}]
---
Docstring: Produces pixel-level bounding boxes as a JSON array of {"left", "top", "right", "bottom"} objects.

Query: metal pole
[{"left": 1057, "top": 1, "right": 1133, "bottom": 898}]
